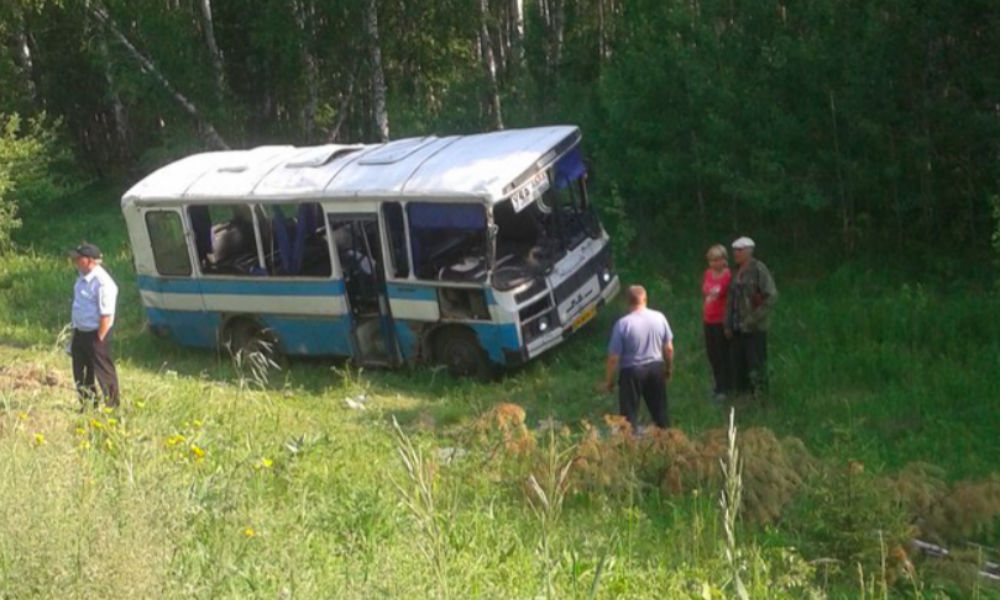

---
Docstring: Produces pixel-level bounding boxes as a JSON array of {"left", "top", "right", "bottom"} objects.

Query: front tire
[{"left": 433, "top": 327, "right": 493, "bottom": 380}]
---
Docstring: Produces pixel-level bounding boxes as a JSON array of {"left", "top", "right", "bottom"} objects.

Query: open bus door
[{"left": 327, "top": 212, "right": 400, "bottom": 366}]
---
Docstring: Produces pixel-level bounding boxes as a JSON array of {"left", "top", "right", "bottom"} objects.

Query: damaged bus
[{"left": 121, "top": 125, "right": 619, "bottom": 376}]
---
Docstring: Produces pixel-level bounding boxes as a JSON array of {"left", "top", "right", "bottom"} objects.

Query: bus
[{"left": 121, "top": 125, "right": 619, "bottom": 377}]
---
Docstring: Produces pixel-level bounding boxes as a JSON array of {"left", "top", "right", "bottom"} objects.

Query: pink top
[{"left": 702, "top": 268, "right": 731, "bottom": 324}]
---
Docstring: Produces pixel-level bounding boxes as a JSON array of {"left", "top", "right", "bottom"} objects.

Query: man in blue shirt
[
  {"left": 70, "top": 242, "right": 120, "bottom": 409},
  {"left": 599, "top": 285, "right": 674, "bottom": 429}
]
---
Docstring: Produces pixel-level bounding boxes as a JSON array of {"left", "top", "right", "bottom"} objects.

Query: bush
[{"left": 0, "top": 113, "right": 78, "bottom": 251}]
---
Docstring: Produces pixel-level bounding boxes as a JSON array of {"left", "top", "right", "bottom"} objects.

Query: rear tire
[
  {"left": 433, "top": 327, "right": 494, "bottom": 380},
  {"left": 222, "top": 318, "right": 279, "bottom": 358}
]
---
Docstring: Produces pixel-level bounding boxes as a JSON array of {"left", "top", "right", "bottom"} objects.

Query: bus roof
[{"left": 121, "top": 125, "right": 580, "bottom": 207}]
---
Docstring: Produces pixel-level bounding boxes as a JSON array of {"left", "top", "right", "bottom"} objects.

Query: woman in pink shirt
[{"left": 702, "top": 244, "right": 732, "bottom": 401}]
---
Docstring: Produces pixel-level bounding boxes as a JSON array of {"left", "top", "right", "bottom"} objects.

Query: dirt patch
[{"left": 0, "top": 363, "right": 68, "bottom": 391}]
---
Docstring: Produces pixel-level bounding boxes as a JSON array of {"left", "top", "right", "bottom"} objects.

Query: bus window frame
[
  {"left": 185, "top": 200, "right": 339, "bottom": 281},
  {"left": 142, "top": 207, "right": 197, "bottom": 278}
]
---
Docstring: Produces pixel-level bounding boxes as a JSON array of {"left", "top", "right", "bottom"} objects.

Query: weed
[{"left": 719, "top": 408, "right": 749, "bottom": 600}]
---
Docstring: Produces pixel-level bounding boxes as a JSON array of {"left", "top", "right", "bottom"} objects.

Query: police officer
[{"left": 69, "top": 242, "right": 120, "bottom": 409}]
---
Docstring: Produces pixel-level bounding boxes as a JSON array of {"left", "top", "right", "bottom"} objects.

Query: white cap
[{"left": 731, "top": 236, "right": 755, "bottom": 249}]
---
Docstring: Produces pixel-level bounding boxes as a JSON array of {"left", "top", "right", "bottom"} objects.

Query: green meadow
[{"left": 1, "top": 190, "right": 998, "bottom": 598}]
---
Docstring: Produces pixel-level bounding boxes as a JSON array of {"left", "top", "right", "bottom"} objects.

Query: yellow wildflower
[
  {"left": 244, "top": 527, "right": 256, "bottom": 537},
  {"left": 254, "top": 458, "right": 273, "bottom": 470},
  {"left": 189, "top": 444, "right": 206, "bottom": 460},
  {"left": 89, "top": 419, "right": 103, "bottom": 430},
  {"left": 75, "top": 427, "right": 86, "bottom": 436},
  {"left": 166, "top": 434, "right": 186, "bottom": 446},
  {"left": 18, "top": 412, "right": 28, "bottom": 420},
  {"left": 33, "top": 433, "right": 45, "bottom": 446},
  {"left": 193, "top": 420, "right": 203, "bottom": 428}
]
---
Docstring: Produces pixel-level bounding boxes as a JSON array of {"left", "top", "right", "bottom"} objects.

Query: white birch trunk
[
  {"left": 11, "top": 11, "right": 38, "bottom": 103},
  {"left": 479, "top": 0, "right": 504, "bottom": 129},
  {"left": 97, "top": 33, "right": 129, "bottom": 147},
  {"left": 197, "top": 0, "right": 226, "bottom": 102},
  {"left": 363, "top": 0, "right": 389, "bottom": 142},
  {"left": 292, "top": 0, "right": 319, "bottom": 141},
  {"left": 510, "top": 0, "right": 525, "bottom": 71},
  {"left": 88, "top": 2, "right": 229, "bottom": 149}
]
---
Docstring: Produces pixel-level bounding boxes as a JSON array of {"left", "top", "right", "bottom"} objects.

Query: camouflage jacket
[{"left": 725, "top": 258, "right": 778, "bottom": 334}]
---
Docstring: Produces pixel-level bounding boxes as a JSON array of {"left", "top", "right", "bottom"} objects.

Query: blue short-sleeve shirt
[
  {"left": 72, "top": 265, "right": 118, "bottom": 331},
  {"left": 608, "top": 308, "right": 673, "bottom": 369}
]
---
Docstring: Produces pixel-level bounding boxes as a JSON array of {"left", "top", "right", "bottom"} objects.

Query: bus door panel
[
  {"left": 138, "top": 207, "right": 216, "bottom": 346},
  {"left": 327, "top": 213, "right": 399, "bottom": 365}
]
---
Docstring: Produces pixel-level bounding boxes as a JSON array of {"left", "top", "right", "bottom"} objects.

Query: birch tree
[
  {"left": 479, "top": 0, "right": 504, "bottom": 129},
  {"left": 87, "top": 2, "right": 229, "bottom": 149},
  {"left": 196, "top": 0, "right": 226, "bottom": 103},
  {"left": 292, "top": 0, "right": 319, "bottom": 141},
  {"left": 363, "top": 0, "right": 389, "bottom": 142}
]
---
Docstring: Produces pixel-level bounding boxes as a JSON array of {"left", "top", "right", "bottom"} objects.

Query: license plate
[{"left": 571, "top": 305, "right": 597, "bottom": 331}]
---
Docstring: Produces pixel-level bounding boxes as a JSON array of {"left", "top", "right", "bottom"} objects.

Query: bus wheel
[
  {"left": 223, "top": 319, "right": 279, "bottom": 360},
  {"left": 433, "top": 328, "right": 493, "bottom": 380}
]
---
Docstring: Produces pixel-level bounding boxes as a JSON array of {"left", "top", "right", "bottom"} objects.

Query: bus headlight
[
  {"left": 538, "top": 317, "right": 550, "bottom": 332},
  {"left": 601, "top": 269, "right": 612, "bottom": 284}
]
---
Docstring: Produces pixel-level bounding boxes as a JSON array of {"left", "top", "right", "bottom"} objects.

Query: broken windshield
[{"left": 491, "top": 150, "right": 601, "bottom": 290}]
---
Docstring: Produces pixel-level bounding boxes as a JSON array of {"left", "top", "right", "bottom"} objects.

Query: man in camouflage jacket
[{"left": 724, "top": 237, "right": 778, "bottom": 395}]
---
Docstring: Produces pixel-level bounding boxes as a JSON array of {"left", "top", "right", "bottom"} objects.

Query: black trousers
[
  {"left": 703, "top": 323, "right": 731, "bottom": 394},
  {"left": 618, "top": 361, "right": 670, "bottom": 429},
  {"left": 71, "top": 329, "right": 120, "bottom": 408},
  {"left": 730, "top": 331, "right": 767, "bottom": 394}
]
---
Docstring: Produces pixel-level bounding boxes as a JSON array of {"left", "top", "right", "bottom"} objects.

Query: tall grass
[{"left": 0, "top": 192, "right": 998, "bottom": 597}]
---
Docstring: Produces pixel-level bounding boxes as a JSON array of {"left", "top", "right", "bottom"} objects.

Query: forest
[{"left": 1, "top": 0, "right": 999, "bottom": 256}]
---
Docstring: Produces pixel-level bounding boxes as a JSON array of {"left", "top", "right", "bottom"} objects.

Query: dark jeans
[
  {"left": 703, "top": 323, "right": 731, "bottom": 394},
  {"left": 618, "top": 361, "right": 670, "bottom": 429},
  {"left": 730, "top": 331, "right": 767, "bottom": 394},
  {"left": 72, "top": 329, "right": 120, "bottom": 408}
]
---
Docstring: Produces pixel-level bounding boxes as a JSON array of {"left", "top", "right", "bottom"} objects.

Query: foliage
[
  {"left": 0, "top": 0, "right": 998, "bottom": 256},
  {"left": 0, "top": 113, "right": 77, "bottom": 251}
]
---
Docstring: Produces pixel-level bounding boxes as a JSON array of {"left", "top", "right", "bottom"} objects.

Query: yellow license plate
[{"left": 571, "top": 306, "right": 597, "bottom": 331}]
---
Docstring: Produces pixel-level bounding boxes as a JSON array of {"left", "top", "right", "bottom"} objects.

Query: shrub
[{"left": 0, "top": 113, "right": 78, "bottom": 251}]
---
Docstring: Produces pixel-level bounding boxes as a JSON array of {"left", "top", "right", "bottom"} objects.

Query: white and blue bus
[{"left": 121, "top": 125, "right": 619, "bottom": 376}]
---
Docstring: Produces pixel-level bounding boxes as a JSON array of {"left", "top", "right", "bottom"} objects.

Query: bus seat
[
  {"left": 291, "top": 203, "right": 317, "bottom": 274},
  {"left": 188, "top": 206, "right": 213, "bottom": 263},
  {"left": 270, "top": 206, "right": 293, "bottom": 274}
]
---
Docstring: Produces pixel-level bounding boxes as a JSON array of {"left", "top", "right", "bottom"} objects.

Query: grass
[{"left": 0, "top": 186, "right": 998, "bottom": 597}]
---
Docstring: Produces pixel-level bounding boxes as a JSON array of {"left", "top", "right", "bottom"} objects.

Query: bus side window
[
  {"left": 257, "top": 202, "right": 332, "bottom": 277},
  {"left": 382, "top": 201, "right": 409, "bottom": 278},
  {"left": 406, "top": 203, "right": 487, "bottom": 282},
  {"left": 145, "top": 211, "right": 192, "bottom": 276},
  {"left": 189, "top": 204, "right": 262, "bottom": 275}
]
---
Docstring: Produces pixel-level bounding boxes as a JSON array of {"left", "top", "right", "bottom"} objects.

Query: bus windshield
[{"left": 491, "top": 149, "right": 601, "bottom": 290}]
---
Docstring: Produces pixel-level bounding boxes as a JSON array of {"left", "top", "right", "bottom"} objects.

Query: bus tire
[
  {"left": 222, "top": 318, "right": 279, "bottom": 359},
  {"left": 432, "top": 327, "right": 493, "bottom": 380}
]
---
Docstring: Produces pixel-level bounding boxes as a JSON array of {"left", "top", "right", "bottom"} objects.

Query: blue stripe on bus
[{"left": 138, "top": 275, "right": 345, "bottom": 296}]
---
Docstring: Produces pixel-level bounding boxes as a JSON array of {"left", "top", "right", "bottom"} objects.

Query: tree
[{"left": 363, "top": 0, "right": 389, "bottom": 141}]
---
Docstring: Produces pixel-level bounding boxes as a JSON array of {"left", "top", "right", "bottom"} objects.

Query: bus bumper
[{"left": 523, "top": 275, "right": 620, "bottom": 361}]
